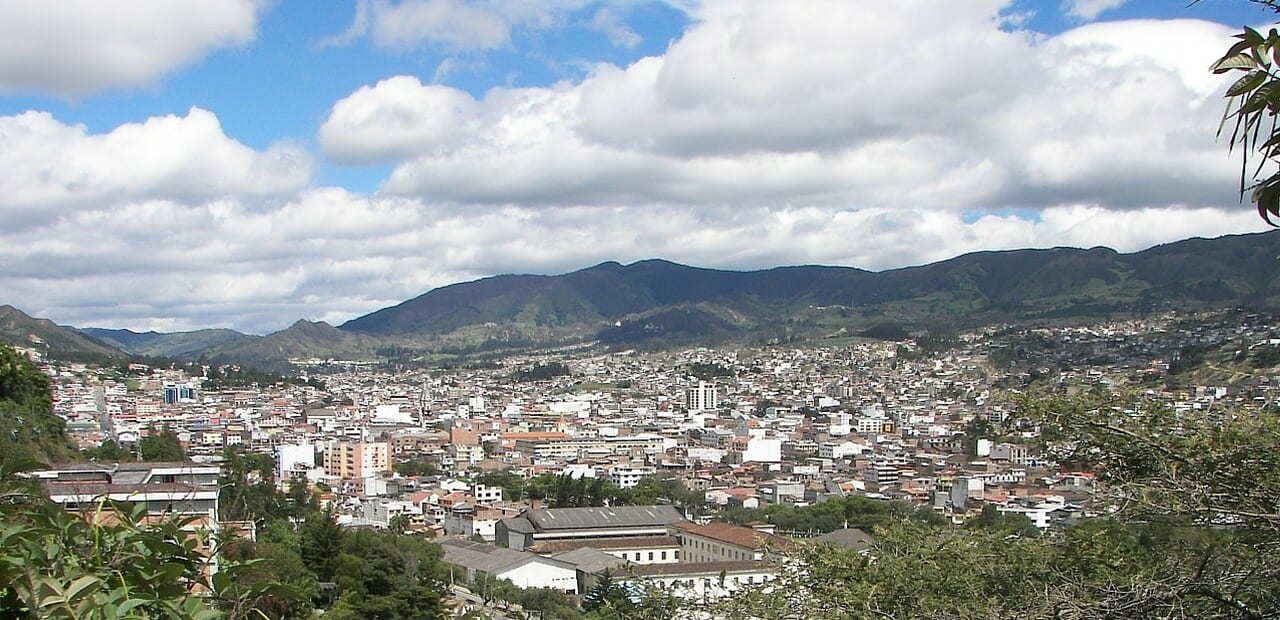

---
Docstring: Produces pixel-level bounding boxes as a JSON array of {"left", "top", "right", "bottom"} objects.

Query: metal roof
[{"left": 524, "top": 505, "right": 684, "bottom": 531}]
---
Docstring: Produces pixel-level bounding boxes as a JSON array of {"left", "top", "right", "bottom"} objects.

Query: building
[
  {"left": 497, "top": 505, "right": 686, "bottom": 551},
  {"left": 323, "top": 441, "right": 390, "bottom": 480},
  {"left": 669, "top": 521, "right": 787, "bottom": 563},
  {"left": 31, "top": 461, "right": 222, "bottom": 573},
  {"left": 161, "top": 382, "right": 198, "bottom": 405},
  {"left": 440, "top": 539, "right": 579, "bottom": 593},
  {"left": 513, "top": 435, "right": 666, "bottom": 460},
  {"left": 614, "top": 561, "right": 777, "bottom": 601},
  {"left": 528, "top": 535, "right": 682, "bottom": 565},
  {"left": 685, "top": 381, "right": 718, "bottom": 412},
  {"left": 276, "top": 442, "right": 315, "bottom": 480},
  {"left": 609, "top": 464, "right": 657, "bottom": 489}
]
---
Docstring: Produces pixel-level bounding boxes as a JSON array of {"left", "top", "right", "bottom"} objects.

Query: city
[{"left": 12, "top": 307, "right": 1279, "bottom": 616}]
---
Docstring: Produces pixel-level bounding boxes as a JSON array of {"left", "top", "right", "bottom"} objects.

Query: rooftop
[{"left": 524, "top": 505, "right": 685, "bottom": 531}]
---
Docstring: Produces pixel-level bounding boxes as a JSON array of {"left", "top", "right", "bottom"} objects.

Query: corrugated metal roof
[{"left": 526, "top": 505, "right": 684, "bottom": 531}]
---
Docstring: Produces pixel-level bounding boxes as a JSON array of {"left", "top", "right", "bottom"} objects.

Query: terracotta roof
[{"left": 671, "top": 521, "right": 785, "bottom": 550}]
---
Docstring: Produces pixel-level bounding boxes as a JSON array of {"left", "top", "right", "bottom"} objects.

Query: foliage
[
  {"left": 511, "top": 362, "right": 570, "bottom": 382},
  {"left": 327, "top": 527, "right": 448, "bottom": 620},
  {"left": 0, "top": 455, "right": 292, "bottom": 620},
  {"left": 722, "top": 494, "right": 946, "bottom": 534},
  {"left": 581, "top": 571, "right": 632, "bottom": 616},
  {"left": 0, "top": 345, "right": 77, "bottom": 463},
  {"left": 687, "top": 361, "right": 733, "bottom": 381},
  {"left": 1211, "top": 3, "right": 1280, "bottom": 222},
  {"left": 138, "top": 425, "right": 187, "bottom": 462},
  {"left": 298, "top": 509, "right": 345, "bottom": 583},
  {"left": 963, "top": 503, "right": 1040, "bottom": 539},
  {"left": 217, "top": 447, "right": 310, "bottom": 524},
  {"left": 393, "top": 456, "right": 441, "bottom": 478},
  {"left": 958, "top": 416, "right": 994, "bottom": 458},
  {"left": 82, "top": 439, "right": 132, "bottom": 463}
]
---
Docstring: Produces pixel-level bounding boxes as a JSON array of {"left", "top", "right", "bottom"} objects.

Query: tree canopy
[
  {"left": 1211, "top": 0, "right": 1280, "bottom": 222},
  {"left": 0, "top": 345, "right": 76, "bottom": 464}
]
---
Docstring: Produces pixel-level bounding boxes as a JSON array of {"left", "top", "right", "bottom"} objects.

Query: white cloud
[
  {"left": 0, "top": 0, "right": 264, "bottom": 97},
  {"left": 365, "top": 0, "right": 510, "bottom": 51},
  {"left": 589, "top": 7, "right": 642, "bottom": 48},
  {"left": 325, "top": 0, "right": 627, "bottom": 52},
  {"left": 0, "top": 108, "right": 311, "bottom": 228},
  {"left": 1, "top": 1, "right": 1270, "bottom": 334},
  {"left": 1064, "top": 0, "right": 1128, "bottom": 22},
  {"left": 320, "top": 2, "right": 1242, "bottom": 211},
  {"left": 319, "top": 76, "right": 479, "bottom": 165}
]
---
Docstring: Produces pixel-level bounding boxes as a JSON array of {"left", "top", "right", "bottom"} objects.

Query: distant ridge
[
  {"left": 0, "top": 305, "right": 122, "bottom": 357},
  {"left": 5, "top": 231, "right": 1280, "bottom": 368},
  {"left": 78, "top": 327, "right": 253, "bottom": 359},
  {"left": 338, "top": 231, "right": 1280, "bottom": 349}
]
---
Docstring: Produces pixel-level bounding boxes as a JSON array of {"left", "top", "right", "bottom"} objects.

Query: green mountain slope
[
  {"left": 77, "top": 327, "right": 253, "bottom": 359},
  {"left": 340, "top": 231, "right": 1280, "bottom": 346},
  {"left": 204, "top": 319, "right": 382, "bottom": 370},
  {"left": 0, "top": 305, "right": 122, "bottom": 358},
  {"left": 0, "top": 344, "right": 77, "bottom": 463},
  {"left": 9, "top": 231, "right": 1279, "bottom": 368}
]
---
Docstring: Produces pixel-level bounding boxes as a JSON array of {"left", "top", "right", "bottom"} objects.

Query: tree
[
  {"left": 0, "top": 454, "right": 293, "bottom": 619},
  {"left": 1210, "top": 1, "right": 1280, "bottom": 222},
  {"left": 581, "top": 571, "right": 633, "bottom": 616},
  {"left": 138, "top": 425, "right": 186, "bottom": 462},
  {"left": 83, "top": 439, "right": 131, "bottom": 462},
  {"left": 0, "top": 345, "right": 76, "bottom": 463},
  {"left": 299, "top": 509, "right": 346, "bottom": 583}
]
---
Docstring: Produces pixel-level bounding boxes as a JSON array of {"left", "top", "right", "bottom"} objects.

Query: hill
[
  {"left": 0, "top": 344, "right": 77, "bottom": 462},
  {"left": 78, "top": 327, "right": 253, "bottom": 359},
  {"left": 203, "top": 319, "right": 382, "bottom": 370},
  {"left": 339, "top": 231, "right": 1280, "bottom": 348},
  {"left": 7, "top": 231, "right": 1279, "bottom": 368},
  {"left": 0, "top": 305, "right": 122, "bottom": 358}
]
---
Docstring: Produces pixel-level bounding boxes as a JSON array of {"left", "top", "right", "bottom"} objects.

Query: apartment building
[{"left": 323, "top": 441, "right": 391, "bottom": 480}]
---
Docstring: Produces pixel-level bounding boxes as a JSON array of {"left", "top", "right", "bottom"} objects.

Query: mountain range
[{"left": 4, "top": 231, "right": 1279, "bottom": 369}]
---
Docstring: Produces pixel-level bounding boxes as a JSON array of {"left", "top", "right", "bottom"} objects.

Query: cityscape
[
  {"left": 4, "top": 0, "right": 1280, "bottom": 618},
  {"left": 7, "top": 304, "right": 1278, "bottom": 616}
]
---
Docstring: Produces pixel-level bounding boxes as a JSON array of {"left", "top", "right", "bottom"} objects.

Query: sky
[{"left": 1, "top": 0, "right": 1277, "bottom": 335}]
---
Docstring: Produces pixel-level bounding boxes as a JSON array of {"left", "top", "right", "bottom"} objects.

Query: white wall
[{"left": 499, "top": 561, "right": 578, "bottom": 593}]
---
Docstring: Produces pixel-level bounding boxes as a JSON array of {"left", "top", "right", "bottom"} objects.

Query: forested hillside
[{"left": 0, "top": 345, "right": 76, "bottom": 463}]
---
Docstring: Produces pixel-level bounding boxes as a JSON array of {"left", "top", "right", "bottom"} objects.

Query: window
[
  {"left": 648, "top": 551, "right": 654, "bottom": 561},
  {"left": 660, "top": 551, "right": 667, "bottom": 560}
]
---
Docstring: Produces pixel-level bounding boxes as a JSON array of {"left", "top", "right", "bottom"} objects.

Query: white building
[
  {"left": 619, "top": 562, "right": 777, "bottom": 601},
  {"left": 685, "top": 381, "right": 718, "bottom": 412},
  {"left": 275, "top": 443, "right": 314, "bottom": 480},
  {"left": 742, "top": 437, "right": 782, "bottom": 463},
  {"left": 609, "top": 465, "right": 656, "bottom": 489},
  {"left": 441, "top": 539, "right": 579, "bottom": 593}
]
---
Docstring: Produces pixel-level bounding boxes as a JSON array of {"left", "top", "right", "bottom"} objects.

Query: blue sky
[{"left": 0, "top": 0, "right": 1276, "bottom": 333}]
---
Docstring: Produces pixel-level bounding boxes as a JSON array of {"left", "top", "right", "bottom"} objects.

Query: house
[
  {"left": 615, "top": 561, "right": 778, "bottom": 601},
  {"left": 668, "top": 521, "right": 789, "bottom": 563},
  {"left": 439, "top": 539, "right": 579, "bottom": 593},
  {"left": 496, "top": 505, "right": 685, "bottom": 551},
  {"left": 31, "top": 461, "right": 222, "bottom": 574}
]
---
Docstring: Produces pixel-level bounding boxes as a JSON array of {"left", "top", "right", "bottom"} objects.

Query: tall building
[
  {"left": 161, "top": 382, "right": 197, "bottom": 405},
  {"left": 685, "top": 381, "right": 718, "bottom": 412},
  {"left": 323, "top": 441, "right": 391, "bottom": 480}
]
